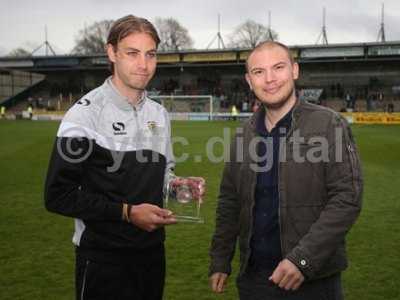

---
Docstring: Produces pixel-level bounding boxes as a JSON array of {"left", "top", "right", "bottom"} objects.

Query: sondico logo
[
  {"left": 112, "top": 122, "right": 127, "bottom": 135},
  {"left": 77, "top": 99, "right": 91, "bottom": 106}
]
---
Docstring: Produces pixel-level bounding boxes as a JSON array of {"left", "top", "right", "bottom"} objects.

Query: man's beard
[
  {"left": 127, "top": 83, "right": 146, "bottom": 91},
  {"left": 261, "top": 85, "right": 296, "bottom": 110},
  {"left": 119, "top": 70, "right": 150, "bottom": 92},
  {"left": 125, "top": 77, "right": 148, "bottom": 91}
]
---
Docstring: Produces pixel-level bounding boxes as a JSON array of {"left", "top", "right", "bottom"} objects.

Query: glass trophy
[{"left": 164, "top": 177, "right": 205, "bottom": 223}]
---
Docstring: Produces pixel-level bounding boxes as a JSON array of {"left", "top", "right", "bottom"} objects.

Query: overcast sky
[{"left": 1, "top": 0, "right": 400, "bottom": 56}]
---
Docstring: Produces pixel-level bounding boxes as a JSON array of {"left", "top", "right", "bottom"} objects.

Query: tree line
[{"left": 8, "top": 18, "right": 278, "bottom": 56}]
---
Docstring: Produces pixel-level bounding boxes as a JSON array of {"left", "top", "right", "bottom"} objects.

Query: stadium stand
[
  {"left": 1, "top": 42, "right": 399, "bottom": 115},
  {"left": 0, "top": 69, "right": 45, "bottom": 109}
]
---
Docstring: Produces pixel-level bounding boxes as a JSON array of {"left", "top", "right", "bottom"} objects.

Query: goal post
[{"left": 150, "top": 95, "right": 216, "bottom": 120}]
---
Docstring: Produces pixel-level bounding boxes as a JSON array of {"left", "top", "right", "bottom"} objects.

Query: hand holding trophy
[{"left": 164, "top": 176, "right": 206, "bottom": 223}]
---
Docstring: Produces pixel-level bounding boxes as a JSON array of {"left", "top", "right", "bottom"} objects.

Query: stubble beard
[
  {"left": 125, "top": 75, "right": 150, "bottom": 92},
  {"left": 117, "top": 67, "right": 152, "bottom": 92},
  {"left": 260, "top": 84, "right": 296, "bottom": 110},
  {"left": 127, "top": 82, "right": 146, "bottom": 91}
]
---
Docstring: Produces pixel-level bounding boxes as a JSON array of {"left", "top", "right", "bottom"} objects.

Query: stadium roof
[{"left": 1, "top": 41, "right": 400, "bottom": 70}]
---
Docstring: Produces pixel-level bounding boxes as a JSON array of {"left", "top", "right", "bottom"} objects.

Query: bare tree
[
  {"left": 72, "top": 20, "right": 114, "bottom": 55},
  {"left": 229, "top": 20, "right": 278, "bottom": 48},
  {"left": 8, "top": 47, "right": 31, "bottom": 57},
  {"left": 155, "top": 17, "right": 194, "bottom": 51}
]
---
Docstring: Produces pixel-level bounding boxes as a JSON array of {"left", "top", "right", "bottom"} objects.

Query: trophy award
[{"left": 164, "top": 176, "right": 205, "bottom": 223}]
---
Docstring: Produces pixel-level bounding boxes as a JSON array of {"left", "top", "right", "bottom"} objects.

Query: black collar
[{"left": 256, "top": 105, "right": 293, "bottom": 135}]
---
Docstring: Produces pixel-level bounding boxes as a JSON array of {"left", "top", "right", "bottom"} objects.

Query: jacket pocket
[{"left": 341, "top": 122, "right": 363, "bottom": 204}]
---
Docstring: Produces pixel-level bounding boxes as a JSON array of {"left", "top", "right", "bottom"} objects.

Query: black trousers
[
  {"left": 75, "top": 246, "right": 165, "bottom": 300},
  {"left": 237, "top": 270, "right": 343, "bottom": 300}
]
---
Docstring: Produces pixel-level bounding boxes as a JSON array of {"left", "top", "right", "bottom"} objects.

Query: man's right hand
[
  {"left": 210, "top": 272, "right": 228, "bottom": 293},
  {"left": 129, "top": 203, "right": 176, "bottom": 232}
]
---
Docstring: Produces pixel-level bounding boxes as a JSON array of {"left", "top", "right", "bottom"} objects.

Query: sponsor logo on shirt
[
  {"left": 112, "top": 122, "right": 127, "bottom": 135},
  {"left": 77, "top": 99, "right": 91, "bottom": 106}
]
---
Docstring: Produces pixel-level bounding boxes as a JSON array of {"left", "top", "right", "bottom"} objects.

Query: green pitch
[{"left": 0, "top": 120, "right": 399, "bottom": 299}]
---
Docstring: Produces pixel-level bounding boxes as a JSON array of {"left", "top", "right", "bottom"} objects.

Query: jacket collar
[
  {"left": 102, "top": 76, "right": 147, "bottom": 111},
  {"left": 249, "top": 98, "right": 302, "bottom": 132}
]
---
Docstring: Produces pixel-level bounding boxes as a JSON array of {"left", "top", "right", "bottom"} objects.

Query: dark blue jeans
[{"left": 237, "top": 270, "right": 343, "bottom": 300}]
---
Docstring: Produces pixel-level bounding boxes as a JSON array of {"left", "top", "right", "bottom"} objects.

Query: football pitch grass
[{"left": 0, "top": 120, "right": 399, "bottom": 300}]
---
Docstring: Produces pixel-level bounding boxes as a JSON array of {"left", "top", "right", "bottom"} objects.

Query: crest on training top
[{"left": 147, "top": 121, "right": 157, "bottom": 131}]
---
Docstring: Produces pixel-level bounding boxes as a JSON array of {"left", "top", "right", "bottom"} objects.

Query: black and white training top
[{"left": 45, "top": 77, "right": 175, "bottom": 256}]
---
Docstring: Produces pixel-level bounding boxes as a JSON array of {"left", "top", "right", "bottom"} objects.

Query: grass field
[{"left": 0, "top": 120, "right": 399, "bottom": 300}]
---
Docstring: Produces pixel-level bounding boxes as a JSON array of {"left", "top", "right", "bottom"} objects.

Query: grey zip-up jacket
[
  {"left": 45, "top": 77, "right": 175, "bottom": 255},
  {"left": 210, "top": 100, "right": 363, "bottom": 280}
]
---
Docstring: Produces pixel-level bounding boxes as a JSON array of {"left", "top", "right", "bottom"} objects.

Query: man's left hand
[{"left": 269, "top": 259, "right": 305, "bottom": 291}]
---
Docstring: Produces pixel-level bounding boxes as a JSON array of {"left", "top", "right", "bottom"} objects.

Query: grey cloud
[{"left": 1, "top": 0, "right": 400, "bottom": 54}]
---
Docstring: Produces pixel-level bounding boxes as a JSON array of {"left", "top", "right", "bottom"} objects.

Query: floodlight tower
[
  {"left": 207, "top": 14, "right": 226, "bottom": 49},
  {"left": 377, "top": 3, "right": 386, "bottom": 42},
  {"left": 316, "top": 7, "right": 328, "bottom": 45},
  {"left": 31, "top": 25, "right": 56, "bottom": 56},
  {"left": 266, "top": 10, "right": 275, "bottom": 41}
]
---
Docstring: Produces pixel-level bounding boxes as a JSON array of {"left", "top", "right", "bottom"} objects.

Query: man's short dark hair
[{"left": 245, "top": 41, "right": 295, "bottom": 72}]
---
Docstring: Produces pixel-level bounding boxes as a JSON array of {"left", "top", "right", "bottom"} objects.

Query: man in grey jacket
[{"left": 209, "top": 41, "right": 362, "bottom": 299}]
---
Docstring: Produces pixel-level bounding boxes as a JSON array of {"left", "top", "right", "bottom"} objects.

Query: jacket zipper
[
  {"left": 133, "top": 106, "right": 141, "bottom": 142},
  {"left": 133, "top": 106, "right": 138, "bottom": 122},
  {"left": 242, "top": 128, "right": 257, "bottom": 274},
  {"left": 278, "top": 111, "right": 296, "bottom": 258},
  {"left": 245, "top": 169, "right": 257, "bottom": 273},
  {"left": 277, "top": 149, "right": 284, "bottom": 257},
  {"left": 80, "top": 260, "right": 89, "bottom": 300}
]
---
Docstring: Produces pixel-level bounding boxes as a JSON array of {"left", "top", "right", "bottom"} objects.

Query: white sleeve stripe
[
  {"left": 57, "top": 121, "right": 169, "bottom": 155},
  {"left": 57, "top": 121, "right": 97, "bottom": 140}
]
